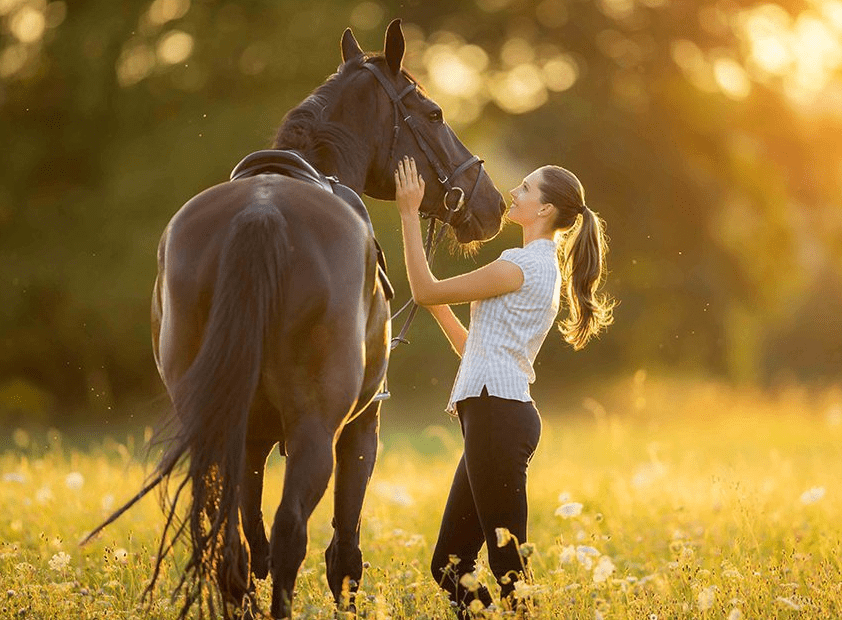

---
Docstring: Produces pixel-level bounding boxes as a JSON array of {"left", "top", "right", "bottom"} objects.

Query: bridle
[
  {"left": 362, "top": 61, "right": 485, "bottom": 225},
  {"left": 362, "top": 61, "right": 489, "bottom": 401}
]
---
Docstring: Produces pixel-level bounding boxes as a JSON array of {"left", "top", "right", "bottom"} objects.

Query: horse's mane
[{"left": 273, "top": 55, "right": 374, "bottom": 174}]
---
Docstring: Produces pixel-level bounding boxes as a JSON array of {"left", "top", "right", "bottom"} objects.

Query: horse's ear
[
  {"left": 383, "top": 19, "right": 404, "bottom": 75},
  {"left": 341, "top": 28, "right": 364, "bottom": 63}
]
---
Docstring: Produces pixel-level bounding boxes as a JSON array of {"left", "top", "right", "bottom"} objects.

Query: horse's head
[{"left": 338, "top": 20, "right": 505, "bottom": 244}]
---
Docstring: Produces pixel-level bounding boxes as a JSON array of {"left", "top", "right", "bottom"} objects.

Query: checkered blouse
[{"left": 446, "top": 238, "right": 562, "bottom": 413}]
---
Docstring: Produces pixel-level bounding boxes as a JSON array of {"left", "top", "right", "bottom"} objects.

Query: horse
[{"left": 87, "top": 19, "right": 505, "bottom": 620}]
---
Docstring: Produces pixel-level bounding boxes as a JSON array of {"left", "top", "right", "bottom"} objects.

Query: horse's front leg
[{"left": 325, "top": 400, "right": 380, "bottom": 612}]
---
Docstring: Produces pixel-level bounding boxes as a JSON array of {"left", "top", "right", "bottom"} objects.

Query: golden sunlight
[
  {"left": 156, "top": 30, "right": 194, "bottom": 65},
  {"left": 147, "top": 0, "right": 190, "bottom": 27},
  {"left": 8, "top": 5, "right": 45, "bottom": 43},
  {"left": 713, "top": 57, "right": 751, "bottom": 100}
]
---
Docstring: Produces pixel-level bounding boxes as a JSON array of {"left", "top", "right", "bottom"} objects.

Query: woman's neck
[{"left": 521, "top": 225, "right": 554, "bottom": 247}]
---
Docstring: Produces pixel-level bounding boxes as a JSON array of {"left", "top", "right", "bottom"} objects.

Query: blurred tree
[{"left": 1, "top": 0, "right": 840, "bottom": 423}]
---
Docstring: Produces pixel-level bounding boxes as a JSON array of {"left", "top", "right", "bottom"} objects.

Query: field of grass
[{"left": 1, "top": 375, "right": 841, "bottom": 619}]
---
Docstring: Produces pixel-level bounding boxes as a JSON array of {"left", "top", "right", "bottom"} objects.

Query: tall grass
[{"left": 1, "top": 375, "right": 840, "bottom": 618}]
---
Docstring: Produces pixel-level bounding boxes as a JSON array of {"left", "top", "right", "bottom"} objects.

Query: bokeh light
[
  {"left": 156, "top": 29, "right": 194, "bottom": 65},
  {"left": 146, "top": 0, "right": 190, "bottom": 27},
  {"left": 8, "top": 5, "right": 45, "bottom": 43},
  {"left": 350, "top": 1, "right": 385, "bottom": 31}
]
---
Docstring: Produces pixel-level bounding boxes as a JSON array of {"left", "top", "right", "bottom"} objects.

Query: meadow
[{"left": 1, "top": 375, "right": 841, "bottom": 619}]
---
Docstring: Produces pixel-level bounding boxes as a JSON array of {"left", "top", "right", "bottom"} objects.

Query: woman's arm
[
  {"left": 396, "top": 157, "right": 523, "bottom": 306},
  {"left": 427, "top": 304, "right": 468, "bottom": 357}
]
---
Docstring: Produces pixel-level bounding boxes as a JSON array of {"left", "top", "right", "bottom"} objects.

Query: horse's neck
[{"left": 314, "top": 154, "right": 366, "bottom": 195}]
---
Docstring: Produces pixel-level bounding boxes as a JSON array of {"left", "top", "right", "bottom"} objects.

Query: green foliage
[{"left": 1, "top": 1, "right": 841, "bottom": 421}]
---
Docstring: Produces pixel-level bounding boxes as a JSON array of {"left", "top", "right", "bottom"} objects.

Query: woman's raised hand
[{"left": 395, "top": 156, "right": 425, "bottom": 219}]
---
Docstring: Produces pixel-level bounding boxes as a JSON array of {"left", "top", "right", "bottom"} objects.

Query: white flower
[
  {"left": 101, "top": 494, "right": 115, "bottom": 510},
  {"left": 559, "top": 545, "right": 576, "bottom": 564},
  {"left": 459, "top": 572, "right": 479, "bottom": 591},
  {"left": 2, "top": 473, "right": 26, "bottom": 484},
  {"left": 372, "top": 481, "right": 414, "bottom": 506},
  {"left": 697, "top": 586, "right": 716, "bottom": 612},
  {"left": 557, "top": 491, "right": 571, "bottom": 503},
  {"left": 776, "top": 597, "right": 801, "bottom": 611},
  {"left": 592, "top": 556, "right": 615, "bottom": 583},
  {"left": 403, "top": 534, "right": 425, "bottom": 548},
  {"left": 513, "top": 581, "right": 546, "bottom": 598},
  {"left": 576, "top": 546, "right": 601, "bottom": 570},
  {"left": 48, "top": 552, "right": 71, "bottom": 572},
  {"left": 800, "top": 487, "right": 825, "bottom": 505},
  {"left": 35, "top": 486, "right": 53, "bottom": 504},
  {"left": 555, "top": 502, "right": 583, "bottom": 518},
  {"left": 728, "top": 608, "right": 743, "bottom": 620},
  {"left": 495, "top": 527, "right": 513, "bottom": 547},
  {"left": 65, "top": 472, "right": 84, "bottom": 490}
]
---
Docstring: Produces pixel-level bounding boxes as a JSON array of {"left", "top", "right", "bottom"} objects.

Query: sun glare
[{"left": 737, "top": 2, "right": 842, "bottom": 107}]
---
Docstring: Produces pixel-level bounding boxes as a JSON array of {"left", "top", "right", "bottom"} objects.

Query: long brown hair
[{"left": 538, "top": 165, "right": 615, "bottom": 350}]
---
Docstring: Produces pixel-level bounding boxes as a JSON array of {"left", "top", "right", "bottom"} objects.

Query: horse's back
[
  {"left": 154, "top": 173, "right": 387, "bottom": 421},
  {"left": 163, "top": 175, "right": 372, "bottom": 303}
]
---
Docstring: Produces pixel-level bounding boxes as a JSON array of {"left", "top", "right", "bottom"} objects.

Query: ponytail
[
  {"left": 537, "top": 165, "right": 615, "bottom": 349},
  {"left": 558, "top": 206, "right": 615, "bottom": 350}
]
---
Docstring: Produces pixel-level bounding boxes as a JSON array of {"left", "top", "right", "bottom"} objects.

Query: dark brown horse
[{"left": 111, "top": 20, "right": 504, "bottom": 620}]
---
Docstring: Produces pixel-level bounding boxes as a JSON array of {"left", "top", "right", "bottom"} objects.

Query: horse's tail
[{"left": 152, "top": 203, "right": 287, "bottom": 617}]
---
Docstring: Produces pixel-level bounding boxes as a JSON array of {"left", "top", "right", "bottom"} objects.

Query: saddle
[{"left": 230, "top": 150, "right": 394, "bottom": 300}]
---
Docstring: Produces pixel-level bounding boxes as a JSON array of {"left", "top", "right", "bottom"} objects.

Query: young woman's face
[{"left": 508, "top": 169, "right": 552, "bottom": 227}]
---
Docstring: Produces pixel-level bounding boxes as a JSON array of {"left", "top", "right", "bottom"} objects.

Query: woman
[{"left": 395, "top": 156, "right": 614, "bottom": 617}]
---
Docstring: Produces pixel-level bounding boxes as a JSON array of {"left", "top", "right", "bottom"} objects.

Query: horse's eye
[{"left": 429, "top": 109, "right": 443, "bottom": 123}]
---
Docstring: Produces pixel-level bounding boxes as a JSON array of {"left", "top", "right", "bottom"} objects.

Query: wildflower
[
  {"left": 560, "top": 545, "right": 600, "bottom": 570},
  {"left": 35, "top": 486, "right": 53, "bottom": 504},
  {"left": 2, "top": 473, "right": 26, "bottom": 484},
  {"left": 728, "top": 609, "right": 743, "bottom": 620},
  {"left": 101, "top": 494, "right": 115, "bottom": 510},
  {"left": 459, "top": 573, "right": 479, "bottom": 591},
  {"left": 593, "top": 556, "right": 615, "bottom": 583},
  {"left": 65, "top": 472, "right": 84, "bottom": 490},
  {"left": 519, "top": 542, "right": 535, "bottom": 558},
  {"left": 48, "top": 552, "right": 71, "bottom": 572},
  {"left": 559, "top": 545, "right": 576, "bottom": 564},
  {"left": 555, "top": 502, "right": 583, "bottom": 518},
  {"left": 697, "top": 586, "right": 716, "bottom": 612},
  {"left": 496, "top": 527, "right": 513, "bottom": 547},
  {"left": 404, "top": 534, "right": 425, "bottom": 548},
  {"left": 372, "top": 481, "right": 414, "bottom": 506},
  {"left": 776, "top": 597, "right": 801, "bottom": 611},
  {"left": 558, "top": 491, "right": 571, "bottom": 503},
  {"left": 513, "top": 580, "right": 546, "bottom": 598},
  {"left": 468, "top": 599, "right": 485, "bottom": 614},
  {"left": 799, "top": 487, "right": 825, "bottom": 505}
]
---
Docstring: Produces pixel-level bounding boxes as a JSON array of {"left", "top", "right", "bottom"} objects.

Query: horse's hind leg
[
  {"left": 241, "top": 437, "right": 274, "bottom": 581},
  {"left": 269, "top": 417, "right": 335, "bottom": 619},
  {"left": 325, "top": 401, "right": 380, "bottom": 611},
  {"left": 242, "top": 397, "right": 281, "bottom": 581}
]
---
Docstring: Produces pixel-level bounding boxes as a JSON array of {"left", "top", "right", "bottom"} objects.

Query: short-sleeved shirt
[{"left": 446, "top": 238, "right": 562, "bottom": 413}]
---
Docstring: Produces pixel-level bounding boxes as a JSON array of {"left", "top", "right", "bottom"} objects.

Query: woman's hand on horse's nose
[{"left": 396, "top": 156, "right": 425, "bottom": 218}]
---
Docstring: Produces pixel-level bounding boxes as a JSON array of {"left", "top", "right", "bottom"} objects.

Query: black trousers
[{"left": 430, "top": 387, "right": 542, "bottom": 615}]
